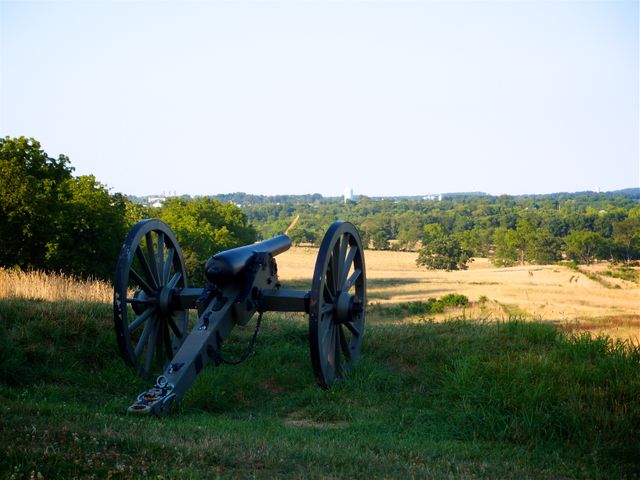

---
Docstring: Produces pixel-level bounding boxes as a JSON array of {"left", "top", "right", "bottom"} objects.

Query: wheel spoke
[
  {"left": 336, "top": 234, "right": 348, "bottom": 289},
  {"left": 168, "top": 316, "right": 182, "bottom": 338},
  {"left": 323, "top": 282, "right": 334, "bottom": 303},
  {"left": 163, "top": 320, "right": 173, "bottom": 358},
  {"left": 344, "top": 320, "right": 361, "bottom": 338},
  {"left": 163, "top": 247, "right": 175, "bottom": 284},
  {"left": 135, "top": 246, "right": 159, "bottom": 289},
  {"left": 145, "top": 232, "right": 160, "bottom": 286},
  {"left": 345, "top": 268, "right": 362, "bottom": 292},
  {"left": 339, "top": 325, "right": 351, "bottom": 360},
  {"left": 325, "top": 322, "right": 337, "bottom": 372},
  {"left": 338, "top": 244, "right": 357, "bottom": 291},
  {"left": 128, "top": 307, "right": 155, "bottom": 333},
  {"left": 330, "top": 241, "right": 341, "bottom": 294},
  {"left": 325, "top": 262, "right": 336, "bottom": 298},
  {"left": 157, "top": 232, "right": 165, "bottom": 285},
  {"left": 144, "top": 320, "right": 158, "bottom": 372},
  {"left": 130, "top": 268, "right": 156, "bottom": 296},
  {"left": 320, "top": 303, "right": 335, "bottom": 316},
  {"left": 167, "top": 271, "right": 182, "bottom": 289},
  {"left": 321, "top": 317, "right": 334, "bottom": 347},
  {"left": 126, "top": 297, "right": 155, "bottom": 305},
  {"left": 134, "top": 316, "right": 154, "bottom": 357},
  {"left": 335, "top": 325, "right": 342, "bottom": 374}
]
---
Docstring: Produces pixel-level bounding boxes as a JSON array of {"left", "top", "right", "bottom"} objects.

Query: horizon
[{"left": 128, "top": 186, "right": 639, "bottom": 200}]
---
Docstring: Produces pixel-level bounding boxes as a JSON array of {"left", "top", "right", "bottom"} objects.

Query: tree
[
  {"left": 422, "top": 223, "right": 445, "bottom": 244},
  {"left": 527, "top": 228, "right": 562, "bottom": 264},
  {"left": 360, "top": 214, "right": 392, "bottom": 250},
  {"left": 46, "top": 175, "right": 130, "bottom": 279},
  {"left": 0, "top": 136, "right": 73, "bottom": 270},
  {"left": 612, "top": 218, "right": 640, "bottom": 262},
  {"left": 492, "top": 220, "right": 560, "bottom": 266},
  {"left": 458, "top": 226, "right": 493, "bottom": 258},
  {"left": 564, "top": 230, "right": 605, "bottom": 265},
  {"left": 416, "top": 236, "right": 472, "bottom": 271},
  {"left": 288, "top": 224, "right": 319, "bottom": 245},
  {"left": 160, "top": 198, "right": 257, "bottom": 284},
  {"left": 492, "top": 227, "right": 520, "bottom": 267}
]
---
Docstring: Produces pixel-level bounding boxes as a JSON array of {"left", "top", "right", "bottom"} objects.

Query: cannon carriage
[{"left": 113, "top": 219, "right": 366, "bottom": 415}]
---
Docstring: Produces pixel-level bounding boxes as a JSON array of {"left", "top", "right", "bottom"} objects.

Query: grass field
[{"left": 1, "top": 253, "right": 639, "bottom": 478}]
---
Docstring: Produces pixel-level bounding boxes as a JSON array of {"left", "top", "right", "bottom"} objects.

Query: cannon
[{"left": 113, "top": 219, "right": 366, "bottom": 415}]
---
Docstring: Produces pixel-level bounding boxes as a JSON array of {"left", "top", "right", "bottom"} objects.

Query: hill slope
[{"left": 1, "top": 298, "right": 639, "bottom": 478}]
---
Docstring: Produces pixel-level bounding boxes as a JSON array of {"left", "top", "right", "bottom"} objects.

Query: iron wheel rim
[
  {"left": 113, "top": 219, "right": 188, "bottom": 378},
  {"left": 309, "top": 221, "right": 366, "bottom": 389}
]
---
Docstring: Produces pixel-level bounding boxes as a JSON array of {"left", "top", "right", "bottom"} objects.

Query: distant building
[
  {"left": 148, "top": 196, "right": 165, "bottom": 208},
  {"left": 344, "top": 187, "right": 354, "bottom": 203},
  {"left": 422, "top": 194, "right": 442, "bottom": 201}
]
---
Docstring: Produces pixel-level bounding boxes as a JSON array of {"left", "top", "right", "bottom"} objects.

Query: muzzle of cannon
[{"left": 113, "top": 219, "right": 366, "bottom": 415}]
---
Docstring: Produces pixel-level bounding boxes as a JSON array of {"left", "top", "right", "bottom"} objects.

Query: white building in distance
[
  {"left": 422, "top": 194, "right": 442, "bottom": 201},
  {"left": 344, "top": 187, "right": 354, "bottom": 203}
]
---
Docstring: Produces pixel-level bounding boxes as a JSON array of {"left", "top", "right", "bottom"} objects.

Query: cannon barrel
[{"left": 205, "top": 234, "right": 291, "bottom": 282}]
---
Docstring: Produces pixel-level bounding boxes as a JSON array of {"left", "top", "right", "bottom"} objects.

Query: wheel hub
[
  {"left": 157, "top": 286, "right": 173, "bottom": 316},
  {"left": 335, "top": 291, "right": 355, "bottom": 324},
  {"left": 132, "top": 290, "right": 149, "bottom": 315}
]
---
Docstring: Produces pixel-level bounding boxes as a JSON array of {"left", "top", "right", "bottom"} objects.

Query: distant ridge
[{"left": 128, "top": 188, "right": 639, "bottom": 206}]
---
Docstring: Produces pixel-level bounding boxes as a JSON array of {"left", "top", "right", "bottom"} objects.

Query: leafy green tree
[
  {"left": 458, "top": 226, "right": 493, "bottom": 258},
  {"left": 612, "top": 218, "right": 640, "bottom": 262},
  {"left": 360, "top": 214, "right": 393, "bottom": 250},
  {"left": 492, "top": 220, "right": 560, "bottom": 266},
  {"left": 0, "top": 136, "right": 73, "bottom": 269},
  {"left": 371, "top": 231, "right": 389, "bottom": 250},
  {"left": 160, "top": 198, "right": 256, "bottom": 284},
  {"left": 422, "top": 223, "right": 445, "bottom": 244},
  {"left": 125, "top": 201, "right": 151, "bottom": 229},
  {"left": 46, "top": 175, "right": 130, "bottom": 279},
  {"left": 492, "top": 227, "right": 520, "bottom": 267},
  {"left": 416, "top": 236, "right": 472, "bottom": 271},
  {"left": 564, "top": 230, "right": 605, "bottom": 265},
  {"left": 527, "top": 228, "right": 562, "bottom": 264},
  {"left": 396, "top": 212, "right": 423, "bottom": 250},
  {"left": 288, "top": 224, "right": 319, "bottom": 245}
]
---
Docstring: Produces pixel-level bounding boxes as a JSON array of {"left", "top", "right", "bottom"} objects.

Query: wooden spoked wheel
[
  {"left": 113, "top": 219, "right": 189, "bottom": 378},
  {"left": 309, "top": 221, "right": 366, "bottom": 389}
]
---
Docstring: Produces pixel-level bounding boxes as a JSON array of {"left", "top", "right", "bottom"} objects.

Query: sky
[{"left": 1, "top": 0, "right": 638, "bottom": 198}]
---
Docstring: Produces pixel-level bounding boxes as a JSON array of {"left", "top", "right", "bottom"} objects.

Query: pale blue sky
[{"left": 1, "top": 1, "right": 638, "bottom": 197}]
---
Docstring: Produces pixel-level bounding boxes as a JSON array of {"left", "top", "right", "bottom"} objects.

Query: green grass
[
  {"left": 370, "top": 294, "right": 469, "bottom": 318},
  {"left": 1, "top": 298, "right": 639, "bottom": 478},
  {"left": 602, "top": 266, "right": 640, "bottom": 283}
]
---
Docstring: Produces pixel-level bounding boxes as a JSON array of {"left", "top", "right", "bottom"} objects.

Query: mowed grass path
[{"left": 1, "top": 299, "right": 639, "bottom": 478}]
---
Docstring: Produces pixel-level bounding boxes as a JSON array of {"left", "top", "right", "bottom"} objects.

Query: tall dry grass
[{"left": 0, "top": 268, "right": 111, "bottom": 303}]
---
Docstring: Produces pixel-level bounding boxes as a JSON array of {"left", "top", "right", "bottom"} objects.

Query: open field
[
  {"left": 276, "top": 247, "right": 640, "bottom": 341},
  {"left": 1, "top": 253, "right": 640, "bottom": 477},
  {"left": 2, "top": 247, "right": 638, "bottom": 341}
]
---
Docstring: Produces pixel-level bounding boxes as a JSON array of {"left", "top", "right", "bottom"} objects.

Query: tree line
[
  {"left": 2, "top": 137, "right": 638, "bottom": 281},
  {"left": 243, "top": 191, "right": 640, "bottom": 270},
  {"left": 0, "top": 137, "right": 255, "bottom": 282}
]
